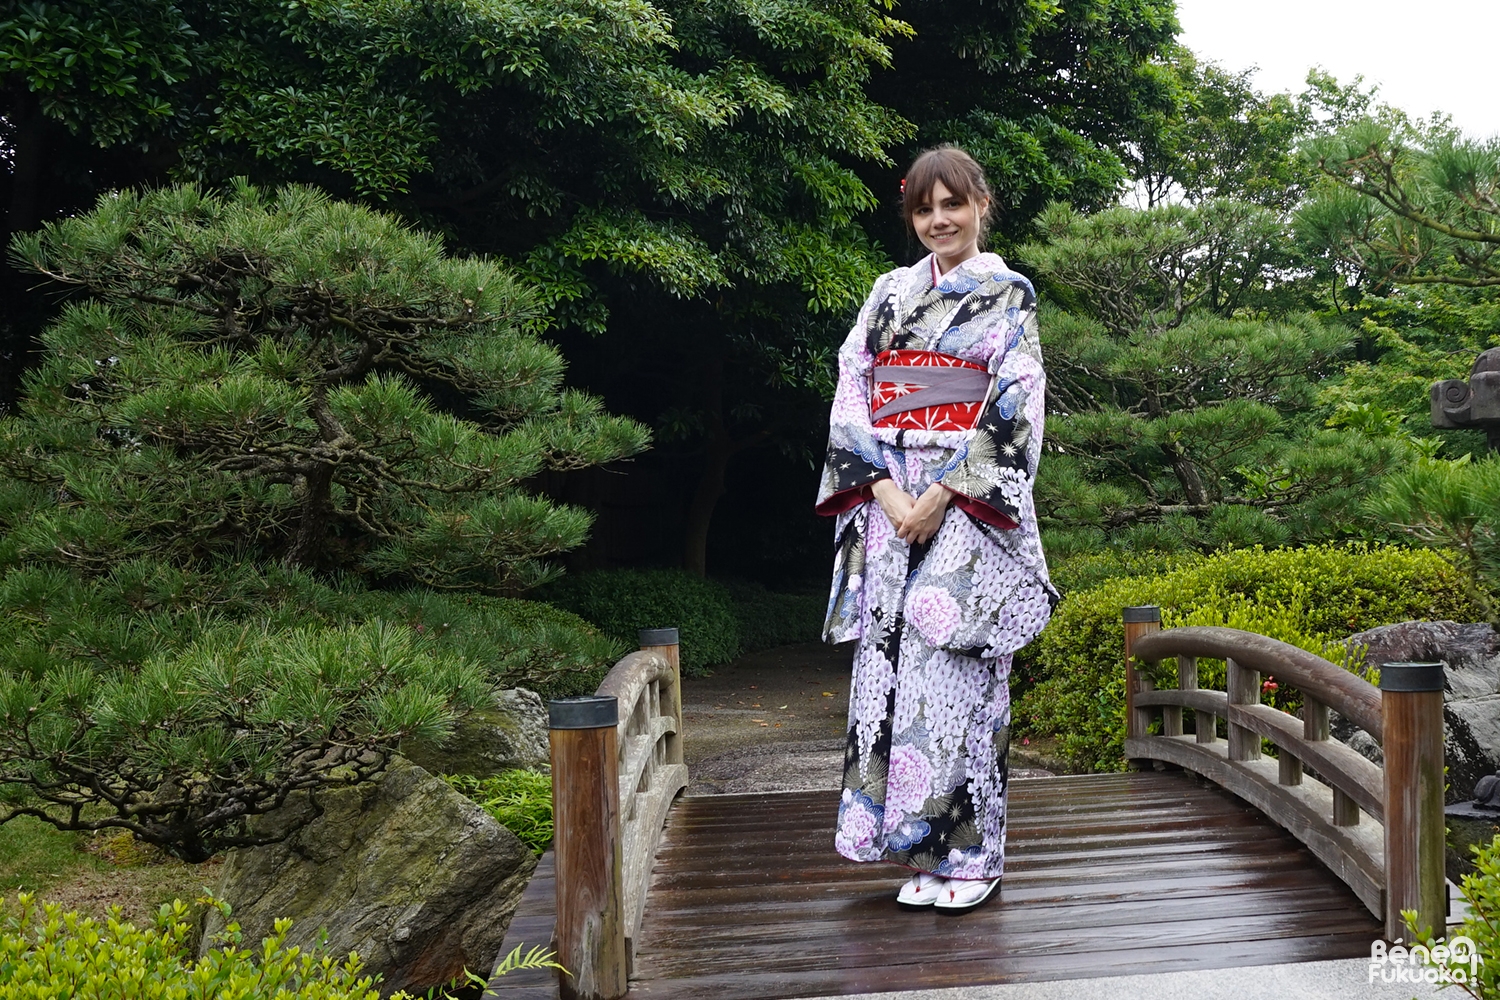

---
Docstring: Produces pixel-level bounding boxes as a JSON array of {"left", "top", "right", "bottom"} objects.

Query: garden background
[{"left": 1, "top": 0, "right": 1499, "bottom": 994}]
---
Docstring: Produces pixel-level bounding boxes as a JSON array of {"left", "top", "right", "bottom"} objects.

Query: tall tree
[
  {"left": 5, "top": 182, "right": 647, "bottom": 586},
  {"left": 0, "top": 183, "right": 648, "bottom": 858},
  {"left": 2, "top": 0, "right": 1186, "bottom": 576}
]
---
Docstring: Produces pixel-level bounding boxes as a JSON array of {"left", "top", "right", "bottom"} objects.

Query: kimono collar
[{"left": 926, "top": 252, "right": 1009, "bottom": 290}]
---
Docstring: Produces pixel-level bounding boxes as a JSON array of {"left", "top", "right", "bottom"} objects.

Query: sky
[{"left": 1174, "top": 0, "right": 1500, "bottom": 138}]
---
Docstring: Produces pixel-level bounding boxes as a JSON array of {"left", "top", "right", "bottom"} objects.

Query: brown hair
[{"left": 901, "top": 145, "right": 994, "bottom": 239}]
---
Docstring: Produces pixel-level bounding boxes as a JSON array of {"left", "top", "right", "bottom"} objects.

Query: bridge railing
[
  {"left": 1122, "top": 606, "right": 1445, "bottom": 942},
  {"left": 547, "top": 628, "right": 688, "bottom": 1000}
]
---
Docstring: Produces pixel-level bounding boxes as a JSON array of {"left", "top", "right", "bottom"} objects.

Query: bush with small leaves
[
  {"left": 1405, "top": 833, "right": 1500, "bottom": 998},
  {"left": 446, "top": 770, "right": 553, "bottom": 856},
  {"left": 542, "top": 568, "right": 740, "bottom": 674},
  {"left": 1018, "top": 543, "right": 1480, "bottom": 772},
  {"left": 0, "top": 894, "right": 381, "bottom": 999}
]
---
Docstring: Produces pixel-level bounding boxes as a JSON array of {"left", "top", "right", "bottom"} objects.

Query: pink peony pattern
[
  {"left": 884, "top": 743, "right": 935, "bottom": 826},
  {"left": 907, "top": 586, "right": 962, "bottom": 646},
  {"left": 817, "top": 252, "right": 1057, "bottom": 880}
]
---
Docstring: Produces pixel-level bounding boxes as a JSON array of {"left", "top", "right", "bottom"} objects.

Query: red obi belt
[{"left": 871, "top": 350, "right": 990, "bottom": 431}]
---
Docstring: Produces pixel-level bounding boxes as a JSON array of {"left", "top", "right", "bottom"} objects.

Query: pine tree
[
  {"left": 0, "top": 183, "right": 647, "bottom": 859},
  {"left": 1021, "top": 199, "right": 1409, "bottom": 555},
  {"left": 5, "top": 182, "right": 648, "bottom": 587}
]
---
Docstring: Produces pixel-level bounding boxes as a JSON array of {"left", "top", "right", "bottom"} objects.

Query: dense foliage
[
  {"left": 542, "top": 568, "right": 824, "bottom": 673},
  {"left": 543, "top": 568, "right": 741, "bottom": 674},
  {"left": 1018, "top": 544, "right": 1480, "bottom": 771},
  {"left": 1, "top": 0, "right": 1187, "bottom": 576},
  {"left": 0, "top": 186, "right": 639, "bottom": 858},
  {"left": 446, "top": 769, "right": 553, "bottom": 856},
  {"left": 0, "top": 892, "right": 560, "bottom": 997},
  {"left": 1024, "top": 197, "right": 1416, "bottom": 553},
  {"left": 5, "top": 183, "right": 646, "bottom": 585},
  {"left": 0, "top": 894, "right": 383, "bottom": 999}
]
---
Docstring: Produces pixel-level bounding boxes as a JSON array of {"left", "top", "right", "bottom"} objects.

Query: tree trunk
[
  {"left": 285, "top": 391, "right": 342, "bottom": 568},
  {"left": 1161, "top": 441, "right": 1209, "bottom": 507},
  {"left": 683, "top": 433, "right": 732, "bottom": 578},
  {"left": 682, "top": 356, "right": 730, "bottom": 577}
]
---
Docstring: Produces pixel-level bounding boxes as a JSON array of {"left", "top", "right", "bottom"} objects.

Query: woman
[{"left": 814, "top": 145, "right": 1057, "bottom": 914}]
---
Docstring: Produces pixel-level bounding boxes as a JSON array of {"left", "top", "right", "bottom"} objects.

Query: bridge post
[
  {"left": 549, "top": 694, "right": 628, "bottom": 1000},
  {"left": 1227, "top": 658, "right": 1261, "bottom": 762},
  {"left": 639, "top": 627, "right": 684, "bottom": 768},
  {"left": 1123, "top": 607, "right": 1160, "bottom": 751},
  {"left": 1380, "top": 662, "right": 1446, "bottom": 943}
]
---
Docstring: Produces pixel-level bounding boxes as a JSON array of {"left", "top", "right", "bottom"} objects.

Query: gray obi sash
[{"left": 871, "top": 362, "right": 991, "bottom": 421}]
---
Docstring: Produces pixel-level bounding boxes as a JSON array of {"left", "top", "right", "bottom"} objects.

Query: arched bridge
[{"left": 490, "top": 610, "right": 1449, "bottom": 1000}]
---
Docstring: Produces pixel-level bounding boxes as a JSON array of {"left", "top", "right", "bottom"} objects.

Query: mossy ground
[{"left": 0, "top": 818, "right": 217, "bottom": 923}]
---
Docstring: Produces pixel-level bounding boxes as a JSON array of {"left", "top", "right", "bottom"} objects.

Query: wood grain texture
[
  {"left": 1227, "top": 658, "right": 1262, "bottom": 762},
  {"left": 1229, "top": 704, "right": 1384, "bottom": 820},
  {"left": 486, "top": 850, "right": 560, "bottom": 998},
  {"left": 1124, "top": 616, "right": 1161, "bottom": 743},
  {"left": 551, "top": 726, "right": 626, "bottom": 1000},
  {"left": 624, "top": 772, "right": 1380, "bottom": 999},
  {"left": 1124, "top": 736, "right": 1385, "bottom": 918},
  {"left": 1382, "top": 688, "right": 1445, "bottom": 942}
]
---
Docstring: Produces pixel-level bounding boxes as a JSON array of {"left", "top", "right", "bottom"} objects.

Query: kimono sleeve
[
  {"left": 814, "top": 278, "right": 892, "bottom": 516},
  {"left": 936, "top": 291, "right": 1044, "bottom": 531}
]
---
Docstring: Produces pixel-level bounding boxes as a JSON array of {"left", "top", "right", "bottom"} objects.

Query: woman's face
[{"left": 912, "top": 179, "right": 989, "bottom": 272}]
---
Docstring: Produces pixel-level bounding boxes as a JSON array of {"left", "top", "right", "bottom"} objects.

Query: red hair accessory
[{"left": 900, "top": 177, "right": 906, "bottom": 195}]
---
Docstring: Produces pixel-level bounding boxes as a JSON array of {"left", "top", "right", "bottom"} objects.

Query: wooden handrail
[
  {"left": 1122, "top": 608, "right": 1446, "bottom": 943},
  {"left": 549, "top": 629, "right": 688, "bottom": 1000},
  {"left": 1131, "top": 626, "right": 1383, "bottom": 741}
]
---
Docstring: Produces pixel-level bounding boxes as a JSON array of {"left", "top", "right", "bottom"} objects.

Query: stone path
[{"left": 681, "top": 642, "right": 1053, "bottom": 795}]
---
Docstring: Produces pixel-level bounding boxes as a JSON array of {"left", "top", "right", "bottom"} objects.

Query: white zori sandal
[
  {"left": 896, "top": 871, "right": 947, "bottom": 909},
  {"left": 934, "top": 876, "right": 1001, "bottom": 913}
]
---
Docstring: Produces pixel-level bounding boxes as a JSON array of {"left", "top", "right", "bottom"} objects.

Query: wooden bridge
[{"left": 490, "top": 610, "right": 1449, "bottom": 1000}]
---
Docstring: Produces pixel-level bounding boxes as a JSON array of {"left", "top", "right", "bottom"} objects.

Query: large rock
[
  {"left": 203, "top": 757, "right": 536, "bottom": 996},
  {"left": 402, "top": 687, "right": 550, "bottom": 778},
  {"left": 1348, "top": 620, "right": 1500, "bottom": 801}
]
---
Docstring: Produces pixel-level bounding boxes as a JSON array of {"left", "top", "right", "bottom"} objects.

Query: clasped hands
[{"left": 871, "top": 479, "right": 954, "bottom": 545}]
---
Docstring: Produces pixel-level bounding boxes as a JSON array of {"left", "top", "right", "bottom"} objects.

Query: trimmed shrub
[
  {"left": 358, "top": 591, "right": 625, "bottom": 699},
  {"left": 0, "top": 894, "right": 381, "bottom": 999},
  {"left": 0, "top": 562, "right": 624, "bottom": 703},
  {"left": 719, "top": 579, "right": 826, "bottom": 653},
  {"left": 541, "top": 569, "right": 740, "bottom": 675},
  {"left": 1018, "top": 544, "right": 1481, "bottom": 772}
]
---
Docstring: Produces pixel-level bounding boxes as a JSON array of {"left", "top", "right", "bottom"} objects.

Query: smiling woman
[
  {"left": 902, "top": 146, "right": 995, "bottom": 275},
  {"left": 814, "top": 144, "right": 1058, "bottom": 916}
]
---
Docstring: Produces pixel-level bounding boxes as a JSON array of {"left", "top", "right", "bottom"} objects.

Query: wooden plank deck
[{"left": 490, "top": 770, "right": 1381, "bottom": 998}]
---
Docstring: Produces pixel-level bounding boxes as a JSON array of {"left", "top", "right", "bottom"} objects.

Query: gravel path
[{"left": 681, "top": 641, "right": 1052, "bottom": 795}]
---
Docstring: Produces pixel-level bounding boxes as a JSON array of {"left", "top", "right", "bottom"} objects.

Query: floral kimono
[{"left": 815, "top": 252, "right": 1057, "bottom": 881}]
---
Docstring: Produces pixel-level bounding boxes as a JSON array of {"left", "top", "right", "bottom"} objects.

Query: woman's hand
[
  {"left": 897, "top": 484, "right": 954, "bottom": 545},
  {"left": 871, "top": 478, "right": 914, "bottom": 533}
]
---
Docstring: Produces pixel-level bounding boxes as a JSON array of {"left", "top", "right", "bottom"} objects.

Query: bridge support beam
[
  {"left": 1380, "top": 662, "right": 1447, "bottom": 943},
  {"left": 549, "top": 694, "right": 628, "bottom": 1000},
  {"left": 1123, "top": 607, "right": 1160, "bottom": 761}
]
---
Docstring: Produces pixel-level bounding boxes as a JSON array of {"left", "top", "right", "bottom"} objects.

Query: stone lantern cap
[{"left": 1432, "top": 347, "right": 1500, "bottom": 449}]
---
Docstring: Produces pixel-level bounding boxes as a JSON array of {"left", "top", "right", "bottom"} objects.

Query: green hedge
[
  {"left": 541, "top": 568, "right": 740, "bottom": 675},
  {"left": 1018, "top": 544, "right": 1480, "bottom": 772},
  {"left": 0, "top": 895, "right": 381, "bottom": 999},
  {"left": 720, "top": 579, "right": 825, "bottom": 654}
]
